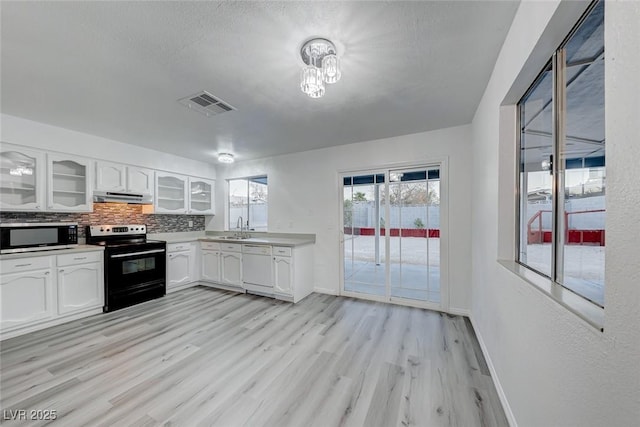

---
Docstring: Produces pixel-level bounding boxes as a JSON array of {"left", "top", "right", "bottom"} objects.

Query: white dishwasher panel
[{"left": 242, "top": 246, "right": 273, "bottom": 291}]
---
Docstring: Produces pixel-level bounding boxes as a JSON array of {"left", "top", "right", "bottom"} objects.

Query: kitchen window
[
  {"left": 517, "top": 0, "right": 604, "bottom": 308},
  {"left": 228, "top": 176, "right": 268, "bottom": 232}
]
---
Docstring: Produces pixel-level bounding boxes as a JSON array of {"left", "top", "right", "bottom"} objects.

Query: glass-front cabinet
[
  {"left": 0, "top": 144, "right": 45, "bottom": 211},
  {"left": 155, "top": 172, "right": 187, "bottom": 214},
  {"left": 189, "top": 178, "right": 214, "bottom": 214},
  {"left": 47, "top": 154, "right": 92, "bottom": 212}
]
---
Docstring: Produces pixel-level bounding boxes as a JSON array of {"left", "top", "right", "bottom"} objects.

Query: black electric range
[{"left": 86, "top": 224, "right": 166, "bottom": 312}]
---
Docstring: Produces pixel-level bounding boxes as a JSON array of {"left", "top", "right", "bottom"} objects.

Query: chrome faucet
[
  {"left": 235, "top": 216, "right": 243, "bottom": 238},
  {"left": 235, "top": 216, "right": 250, "bottom": 239}
]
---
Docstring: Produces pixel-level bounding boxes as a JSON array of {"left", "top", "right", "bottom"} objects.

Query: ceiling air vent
[{"left": 178, "top": 91, "right": 236, "bottom": 117}]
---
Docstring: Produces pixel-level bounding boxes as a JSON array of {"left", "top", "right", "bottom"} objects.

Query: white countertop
[
  {"left": 148, "top": 231, "right": 206, "bottom": 243},
  {"left": 0, "top": 245, "right": 104, "bottom": 261},
  {"left": 199, "top": 236, "right": 315, "bottom": 247},
  {"left": 148, "top": 231, "right": 315, "bottom": 247}
]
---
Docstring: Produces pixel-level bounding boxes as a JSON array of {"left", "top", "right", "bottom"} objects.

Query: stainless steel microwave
[{"left": 0, "top": 222, "right": 79, "bottom": 254}]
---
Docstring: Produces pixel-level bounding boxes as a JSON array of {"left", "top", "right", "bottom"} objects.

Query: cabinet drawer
[
  {"left": 242, "top": 244, "right": 271, "bottom": 255},
  {"left": 201, "top": 241, "right": 221, "bottom": 250},
  {"left": 1, "top": 256, "right": 53, "bottom": 274},
  {"left": 220, "top": 243, "right": 242, "bottom": 253},
  {"left": 272, "top": 246, "right": 292, "bottom": 257},
  {"left": 168, "top": 242, "right": 192, "bottom": 253},
  {"left": 57, "top": 251, "right": 103, "bottom": 267}
]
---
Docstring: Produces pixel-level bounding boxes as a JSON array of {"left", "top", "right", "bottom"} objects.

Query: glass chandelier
[{"left": 300, "top": 38, "right": 341, "bottom": 98}]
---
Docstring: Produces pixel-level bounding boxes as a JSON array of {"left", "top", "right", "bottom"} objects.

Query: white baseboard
[
  {"left": 448, "top": 307, "right": 471, "bottom": 317},
  {"left": 313, "top": 287, "right": 339, "bottom": 295},
  {"left": 469, "top": 316, "right": 518, "bottom": 427}
]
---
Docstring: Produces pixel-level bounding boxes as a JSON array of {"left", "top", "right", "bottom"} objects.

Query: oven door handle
[{"left": 110, "top": 249, "right": 166, "bottom": 258}]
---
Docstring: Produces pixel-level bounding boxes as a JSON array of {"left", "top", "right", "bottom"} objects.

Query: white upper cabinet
[
  {"left": 95, "top": 162, "right": 154, "bottom": 198},
  {"left": 155, "top": 172, "right": 187, "bottom": 214},
  {"left": 127, "top": 166, "right": 154, "bottom": 196},
  {"left": 0, "top": 143, "right": 46, "bottom": 211},
  {"left": 188, "top": 178, "right": 215, "bottom": 214},
  {"left": 47, "top": 153, "right": 92, "bottom": 212},
  {"left": 95, "top": 161, "right": 126, "bottom": 192}
]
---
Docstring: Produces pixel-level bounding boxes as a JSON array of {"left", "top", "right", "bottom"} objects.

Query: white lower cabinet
[
  {"left": 168, "top": 251, "right": 192, "bottom": 288},
  {"left": 272, "top": 245, "right": 314, "bottom": 303},
  {"left": 57, "top": 261, "right": 103, "bottom": 315},
  {"left": 167, "top": 242, "right": 199, "bottom": 293},
  {"left": 0, "top": 249, "right": 104, "bottom": 340},
  {"left": 201, "top": 250, "right": 221, "bottom": 283},
  {"left": 221, "top": 251, "right": 243, "bottom": 287},
  {"left": 209, "top": 243, "right": 243, "bottom": 289},
  {"left": 273, "top": 255, "right": 293, "bottom": 296},
  {"left": 197, "top": 240, "right": 313, "bottom": 301},
  {"left": 199, "top": 241, "right": 242, "bottom": 292},
  {"left": 0, "top": 268, "right": 55, "bottom": 331}
]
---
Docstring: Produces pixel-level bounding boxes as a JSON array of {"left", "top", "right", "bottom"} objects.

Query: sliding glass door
[
  {"left": 342, "top": 165, "right": 442, "bottom": 308},
  {"left": 343, "top": 173, "right": 386, "bottom": 296}
]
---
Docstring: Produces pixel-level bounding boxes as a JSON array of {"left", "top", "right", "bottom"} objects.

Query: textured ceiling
[{"left": 1, "top": 1, "right": 520, "bottom": 164}]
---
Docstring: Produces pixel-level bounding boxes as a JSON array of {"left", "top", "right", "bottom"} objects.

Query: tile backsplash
[{"left": 0, "top": 204, "right": 206, "bottom": 238}]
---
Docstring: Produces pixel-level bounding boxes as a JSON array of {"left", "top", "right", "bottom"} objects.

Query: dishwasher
[{"left": 242, "top": 244, "right": 274, "bottom": 297}]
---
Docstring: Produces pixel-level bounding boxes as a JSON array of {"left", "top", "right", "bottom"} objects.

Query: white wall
[
  {"left": 211, "top": 125, "right": 473, "bottom": 312},
  {"left": 471, "top": 1, "right": 640, "bottom": 426},
  {"left": 1, "top": 113, "right": 217, "bottom": 179}
]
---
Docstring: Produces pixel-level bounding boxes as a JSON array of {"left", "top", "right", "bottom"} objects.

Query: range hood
[{"left": 93, "top": 191, "right": 153, "bottom": 205}]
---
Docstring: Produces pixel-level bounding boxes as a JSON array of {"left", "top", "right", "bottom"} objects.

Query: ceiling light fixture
[
  {"left": 300, "top": 38, "right": 341, "bottom": 99},
  {"left": 218, "top": 153, "right": 235, "bottom": 164}
]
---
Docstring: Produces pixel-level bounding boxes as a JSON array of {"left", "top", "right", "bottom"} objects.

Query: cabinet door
[
  {"left": 1, "top": 269, "right": 54, "bottom": 331},
  {"left": 127, "top": 166, "right": 154, "bottom": 196},
  {"left": 188, "top": 178, "right": 215, "bottom": 214},
  {"left": 0, "top": 144, "right": 45, "bottom": 211},
  {"left": 155, "top": 172, "right": 187, "bottom": 214},
  {"left": 57, "top": 263, "right": 104, "bottom": 315},
  {"left": 273, "top": 256, "right": 293, "bottom": 295},
  {"left": 221, "top": 252, "right": 242, "bottom": 286},
  {"left": 202, "top": 250, "right": 221, "bottom": 282},
  {"left": 167, "top": 251, "right": 191, "bottom": 287},
  {"left": 47, "top": 153, "right": 92, "bottom": 212},
  {"left": 95, "top": 161, "right": 126, "bottom": 192}
]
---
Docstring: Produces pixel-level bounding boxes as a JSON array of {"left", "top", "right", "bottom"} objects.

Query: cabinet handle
[
  {"left": 15, "top": 263, "right": 32, "bottom": 267},
  {"left": 59, "top": 269, "right": 64, "bottom": 273},
  {"left": 74, "top": 257, "right": 87, "bottom": 260},
  {"left": 35, "top": 205, "right": 40, "bottom": 209},
  {"left": 44, "top": 271, "right": 49, "bottom": 275}
]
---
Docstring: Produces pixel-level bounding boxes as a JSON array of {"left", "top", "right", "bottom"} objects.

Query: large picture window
[
  {"left": 517, "top": 0, "right": 604, "bottom": 307},
  {"left": 228, "top": 176, "right": 268, "bottom": 232}
]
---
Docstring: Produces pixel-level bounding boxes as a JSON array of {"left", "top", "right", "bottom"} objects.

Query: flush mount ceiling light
[
  {"left": 300, "top": 38, "right": 341, "bottom": 99},
  {"left": 218, "top": 153, "right": 235, "bottom": 164}
]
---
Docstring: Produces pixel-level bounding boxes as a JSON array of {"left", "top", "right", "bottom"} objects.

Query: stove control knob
[
  {"left": 100, "top": 228, "right": 104, "bottom": 232},
  {"left": 107, "top": 229, "right": 110, "bottom": 232}
]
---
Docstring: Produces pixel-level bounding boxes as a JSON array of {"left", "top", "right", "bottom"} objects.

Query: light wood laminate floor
[{"left": 0, "top": 287, "right": 508, "bottom": 427}]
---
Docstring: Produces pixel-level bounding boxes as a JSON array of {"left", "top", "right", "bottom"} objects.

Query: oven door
[{"left": 105, "top": 247, "right": 166, "bottom": 311}]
